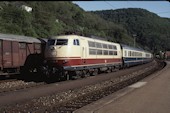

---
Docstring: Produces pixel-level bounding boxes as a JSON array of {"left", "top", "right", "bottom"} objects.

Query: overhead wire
[
  {"left": 104, "top": 1, "right": 170, "bottom": 17},
  {"left": 157, "top": 11, "right": 170, "bottom": 14},
  {"left": 104, "top": 1, "right": 117, "bottom": 9}
]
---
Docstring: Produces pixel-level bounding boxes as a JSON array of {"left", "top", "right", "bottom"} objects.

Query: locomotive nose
[
  {"left": 45, "top": 46, "right": 57, "bottom": 58},
  {"left": 50, "top": 46, "right": 56, "bottom": 50}
]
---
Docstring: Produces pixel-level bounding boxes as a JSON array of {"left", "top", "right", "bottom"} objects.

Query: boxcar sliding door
[
  {"left": 12, "top": 41, "right": 19, "bottom": 67},
  {"left": 19, "top": 42, "right": 27, "bottom": 66},
  {"left": 2, "top": 40, "right": 12, "bottom": 68}
]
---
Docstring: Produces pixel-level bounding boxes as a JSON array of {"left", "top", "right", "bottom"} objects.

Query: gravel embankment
[
  {"left": 0, "top": 62, "right": 158, "bottom": 112},
  {"left": 0, "top": 80, "right": 35, "bottom": 89}
]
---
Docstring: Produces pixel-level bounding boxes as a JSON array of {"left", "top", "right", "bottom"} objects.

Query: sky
[{"left": 72, "top": 1, "right": 170, "bottom": 18}]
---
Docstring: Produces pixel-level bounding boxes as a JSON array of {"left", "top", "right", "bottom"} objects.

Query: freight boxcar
[{"left": 0, "top": 33, "right": 44, "bottom": 75}]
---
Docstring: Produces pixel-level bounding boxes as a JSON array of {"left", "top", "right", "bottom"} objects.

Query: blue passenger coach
[{"left": 121, "top": 44, "right": 153, "bottom": 67}]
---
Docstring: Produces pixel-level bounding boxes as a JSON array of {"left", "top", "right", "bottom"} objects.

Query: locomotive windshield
[
  {"left": 47, "top": 39, "right": 68, "bottom": 46},
  {"left": 56, "top": 39, "right": 68, "bottom": 45},
  {"left": 47, "top": 39, "right": 56, "bottom": 46}
]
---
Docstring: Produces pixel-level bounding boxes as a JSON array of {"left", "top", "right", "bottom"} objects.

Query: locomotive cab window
[
  {"left": 47, "top": 39, "right": 56, "bottom": 46},
  {"left": 56, "top": 39, "right": 68, "bottom": 45},
  {"left": 73, "top": 39, "right": 80, "bottom": 46}
]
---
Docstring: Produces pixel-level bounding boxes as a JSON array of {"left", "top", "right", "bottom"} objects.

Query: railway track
[
  {"left": 38, "top": 60, "right": 165, "bottom": 113},
  {"left": 0, "top": 74, "right": 47, "bottom": 93},
  {"left": 0, "top": 60, "right": 165, "bottom": 112},
  {"left": 0, "top": 80, "right": 45, "bottom": 93},
  {"left": 0, "top": 74, "right": 59, "bottom": 94},
  {"left": 0, "top": 78, "right": 18, "bottom": 83}
]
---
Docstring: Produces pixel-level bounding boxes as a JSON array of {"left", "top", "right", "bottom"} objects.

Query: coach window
[
  {"left": 108, "top": 45, "right": 112, "bottom": 49},
  {"left": 73, "top": 39, "right": 80, "bottom": 46},
  {"left": 97, "top": 50, "right": 102, "bottom": 55},
  {"left": 88, "top": 41, "right": 95, "bottom": 47},
  {"left": 96, "top": 42, "right": 102, "bottom": 48},
  {"left": 134, "top": 52, "right": 136, "bottom": 56},
  {"left": 103, "top": 44, "right": 108, "bottom": 49},
  {"left": 109, "top": 51, "right": 113, "bottom": 55},
  {"left": 140, "top": 53, "right": 142, "bottom": 57},
  {"left": 125, "top": 51, "right": 127, "bottom": 56},
  {"left": 138, "top": 52, "right": 140, "bottom": 57},
  {"left": 132, "top": 52, "right": 134, "bottom": 56},
  {"left": 89, "top": 49, "right": 96, "bottom": 55},
  {"left": 112, "top": 45, "right": 117, "bottom": 50},
  {"left": 104, "top": 50, "right": 108, "bottom": 55},
  {"left": 128, "top": 51, "right": 131, "bottom": 56},
  {"left": 113, "top": 51, "right": 117, "bottom": 55}
]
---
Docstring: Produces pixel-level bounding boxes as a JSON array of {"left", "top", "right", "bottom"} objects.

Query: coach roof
[
  {"left": 0, "top": 33, "right": 41, "bottom": 43},
  {"left": 121, "top": 44, "right": 145, "bottom": 52},
  {"left": 49, "top": 35, "right": 120, "bottom": 45}
]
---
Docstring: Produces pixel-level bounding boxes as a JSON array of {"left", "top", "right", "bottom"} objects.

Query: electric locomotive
[{"left": 44, "top": 34, "right": 123, "bottom": 79}]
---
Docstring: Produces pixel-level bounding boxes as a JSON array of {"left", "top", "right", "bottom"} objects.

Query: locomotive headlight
[
  {"left": 50, "top": 46, "right": 56, "bottom": 50},
  {"left": 63, "top": 59, "right": 68, "bottom": 64}
]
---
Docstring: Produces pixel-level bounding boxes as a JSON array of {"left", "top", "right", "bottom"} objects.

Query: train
[
  {"left": 43, "top": 34, "right": 153, "bottom": 80},
  {"left": 0, "top": 33, "right": 153, "bottom": 80}
]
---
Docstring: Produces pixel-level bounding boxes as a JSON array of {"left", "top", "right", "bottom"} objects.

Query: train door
[
  {"left": 12, "top": 41, "right": 19, "bottom": 67},
  {"left": 19, "top": 42, "right": 27, "bottom": 66},
  {"left": 0, "top": 40, "right": 2, "bottom": 69},
  {"left": 80, "top": 39, "right": 86, "bottom": 64},
  {"left": 2, "top": 40, "right": 12, "bottom": 68}
]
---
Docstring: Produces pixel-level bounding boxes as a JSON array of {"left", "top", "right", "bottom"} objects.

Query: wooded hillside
[
  {"left": 0, "top": 1, "right": 131, "bottom": 43},
  {"left": 0, "top": 2, "right": 170, "bottom": 53},
  {"left": 93, "top": 8, "right": 170, "bottom": 52}
]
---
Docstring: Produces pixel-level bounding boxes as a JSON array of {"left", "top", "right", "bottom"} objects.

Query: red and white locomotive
[{"left": 44, "top": 34, "right": 123, "bottom": 79}]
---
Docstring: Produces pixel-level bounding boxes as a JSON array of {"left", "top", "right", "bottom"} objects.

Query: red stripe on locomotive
[{"left": 47, "top": 57, "right": 122, "bottom": 66}]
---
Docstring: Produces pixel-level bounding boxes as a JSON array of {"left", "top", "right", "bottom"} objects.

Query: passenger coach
[{"left": 121, "top": 44, "right": 153, "bottom": 67}]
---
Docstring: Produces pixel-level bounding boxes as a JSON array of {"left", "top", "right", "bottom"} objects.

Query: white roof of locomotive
[
  {"left": 0, "top": 33, "right": 41, "bottom": 43},
  {"left": 49, "top": 35, "right": 120, "bottom": 45}
]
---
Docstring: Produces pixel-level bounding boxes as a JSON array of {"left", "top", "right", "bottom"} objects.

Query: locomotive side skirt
[{"left": 47, "top": 57, "right": 122, "bottom": 71}]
